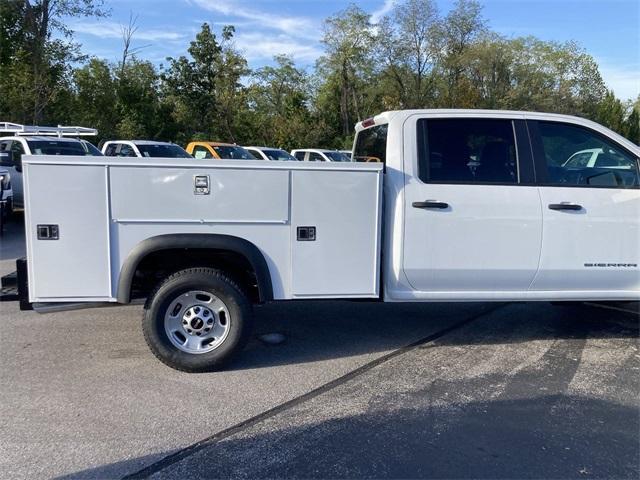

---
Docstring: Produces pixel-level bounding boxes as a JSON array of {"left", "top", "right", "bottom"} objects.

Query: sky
[{"left": 68, "top": 0, "right": 640, "bottom": 100}]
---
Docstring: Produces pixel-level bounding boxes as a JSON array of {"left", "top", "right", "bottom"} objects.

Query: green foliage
[{"left": 0, "top": 0, "right": 637, "bottom": 147}]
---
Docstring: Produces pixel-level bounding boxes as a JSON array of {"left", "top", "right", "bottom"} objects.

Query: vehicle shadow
[
  {"left": 229, "top": 300, "right": 638, "bottom": 371},
  {"left": 58, "top": 394, "right": 639, "bottom": 479}
]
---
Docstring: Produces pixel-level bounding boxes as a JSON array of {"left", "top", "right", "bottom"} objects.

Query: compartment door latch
[
  {"left": 296, "top": 226, "right": 316, "bottom": 241},
  {"left": 37, "top": 224, "right": 59, "bottom": 240},
  {"left": 194, "top": 175, "right": 210, "bottom": 195}
]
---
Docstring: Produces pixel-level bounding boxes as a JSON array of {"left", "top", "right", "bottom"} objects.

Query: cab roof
[
  {"left": 291, "top": 148, "right": 342, "bottom": 153},
  {"left": 354, "top": 109, "right": 640, "bottom": 153},
  {"left": 188, "top": 141, "right": 236, "bottom": 147},
  {"left": 104, "top": 140, "right": 175, "bottom": 146}
]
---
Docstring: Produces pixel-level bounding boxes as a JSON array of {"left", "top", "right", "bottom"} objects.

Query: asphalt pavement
[{"left": 0, "top": 215, "right": 638, "bottom": 479}]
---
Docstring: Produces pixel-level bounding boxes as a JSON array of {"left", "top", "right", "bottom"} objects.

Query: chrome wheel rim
[{"left": 164, "top": 290, "right": 231, "bottom": 354}]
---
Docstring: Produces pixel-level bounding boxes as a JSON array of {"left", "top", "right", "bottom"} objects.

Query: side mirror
[{"left": 0, "top": 151, "right": 12, "bottom": 167}]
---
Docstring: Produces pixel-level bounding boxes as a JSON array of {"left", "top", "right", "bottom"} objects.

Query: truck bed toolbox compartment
[{"left": 22, "top": 157, "right": 383, "bottom": 302}]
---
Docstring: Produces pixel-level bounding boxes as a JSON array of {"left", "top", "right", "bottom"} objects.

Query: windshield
[
  {"left": 137, "top": 144, "right": 192, "bottom": 158},
  {"left": 27, "top": 139, "right": 97, "bottom": 156},
  {"left": 81, "top": 140, "right": 103, "bottom": 156},
  {"left": 262, "top": 149, "right": 296, "bottom": 161},
  {"left": 213, "top": 145, "right": 254, "bottom": 159},
  {"left": 324, "top": 151, "right": 350, "bottom": 162}
]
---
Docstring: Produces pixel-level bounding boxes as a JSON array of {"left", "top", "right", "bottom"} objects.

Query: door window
[
  {"left": 294, "top": 151, "right": 306, "bottom": 161},
  {"left": 11, "top": 141, "right": 24, "bottom": 162},
  {"left": 192, "top": 145, "right": 213, "bottom": 159},
  {"left": 537, "top": 121, "right": 639, "bottom": 188},
  {"left": 118, "top": 144, "right": 137, "bottom": 157},
  {"left": 247, "top": 149, "right": 262, "bottom": 159},
  {"left": 308, "top": 152, "right": 324, "bottom": 162},
  {"left": 104, "top": 144, "right": 117, "bottom": 156},
  {"left": 354, "top": 124, "right": 387, "bottom": 163},
  {"left": 417, "top": 119, "right": 518, "bottom": 184}
]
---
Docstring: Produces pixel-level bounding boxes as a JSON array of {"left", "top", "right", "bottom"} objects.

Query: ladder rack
[{"left": 0, "top": 122, "right": 97, "bottom": 137}]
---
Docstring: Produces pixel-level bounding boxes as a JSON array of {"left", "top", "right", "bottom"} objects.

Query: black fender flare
[{"left": 117, "top": 233, "right": 273, "bottom": 304}]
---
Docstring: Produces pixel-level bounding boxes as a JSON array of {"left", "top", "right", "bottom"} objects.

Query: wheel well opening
[{"left": 131, "top": 248, "right": 260, "bottom": 303}]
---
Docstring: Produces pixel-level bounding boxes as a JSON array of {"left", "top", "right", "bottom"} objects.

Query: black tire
[{"left": 142, "top": 267, "right": 253, "bottom": 372}]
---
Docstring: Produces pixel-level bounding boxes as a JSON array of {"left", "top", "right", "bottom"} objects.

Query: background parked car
[
  {"left": 102, "top": 140, "right": 192, "bottom": 158},
  {"left": 0, "top": 167, "right": 11, "bottom": 228},
  {"left": 186, "top": 141, "right": 254, "bottom": 160},
  {"left": 244, "top": 146, "right": 297, "bottom": 161},
  {"left": 290, "top": 149, "right": 352, "bottom": 162},
  {"left": 0, "top": 124, "right": 102, "bottom": 212}
]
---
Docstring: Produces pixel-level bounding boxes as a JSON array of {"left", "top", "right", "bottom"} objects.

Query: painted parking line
[{"left": 124, "top": 304, "right": 506, "bottom": 479}]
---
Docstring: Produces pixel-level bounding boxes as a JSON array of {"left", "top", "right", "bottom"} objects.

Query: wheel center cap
[{"left": 190, "top": 317, "right": 204, "bottom": 330}]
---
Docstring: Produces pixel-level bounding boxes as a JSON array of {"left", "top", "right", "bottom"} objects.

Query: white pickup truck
[
  {"left": 10, "top": 110, "right": 640, "bottom": 372},
  {"left": 0, "top": 123, "right": 101, "bottom": 212}
]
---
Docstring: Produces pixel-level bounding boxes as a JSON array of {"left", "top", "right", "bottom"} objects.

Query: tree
[
  {"left": 0, "top": 0, "right": 107, "bottom": 123},
  {"left": 438, "top": 0, "right": 487, "bottom": 107},
  {"left": 247, "top": 55, "right": 315, "bottom": 149},
  {"left": 319, "top": 5, "right": 376, "bottom": 136},
  {"left": 624, "top": 97, "right": 640, "bottom": 144},
  {"left": 377, "top": 0, "right": 440, "bottom": 108},
  {"left": 72, "top": 58, "right": 118, "bottom": 141},
  {"left": 162, "top": 23, "right": 247, "bottom": 142}
]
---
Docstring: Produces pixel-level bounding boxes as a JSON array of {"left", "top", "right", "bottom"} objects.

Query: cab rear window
[{"left": 354, "top": 124, "right": 387, "bottom": 164}]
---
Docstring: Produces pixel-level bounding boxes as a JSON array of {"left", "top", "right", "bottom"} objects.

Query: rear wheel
[{"left": 142, "top": 268, "right": 253, "bottom": 372}]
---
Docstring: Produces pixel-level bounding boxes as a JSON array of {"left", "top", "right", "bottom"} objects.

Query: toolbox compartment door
[
  {"left": 24, "top": 163, "right": 111, "bottom": 300},
  {"left": 291, "top": 169, "right": 382, "bottom": 297}
]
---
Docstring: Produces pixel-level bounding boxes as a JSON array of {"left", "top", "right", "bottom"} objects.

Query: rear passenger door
[
  {"left": 402, "top": 116, "right": 542, "bottom": 293},
  {"left": 528, "top": 120, "right": 640, "bottom": 294}
]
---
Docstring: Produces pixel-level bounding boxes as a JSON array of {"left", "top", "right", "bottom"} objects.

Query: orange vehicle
[{"left": 185, "top": 141, "right": 255, "bottom": 160}]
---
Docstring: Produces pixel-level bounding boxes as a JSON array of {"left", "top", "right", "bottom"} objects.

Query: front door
[
  {"left": 528, "top": 120, "right": 640, "bottom": 293},
  {"left": 402, "top": 115, "right": 542, "bottom": 293}
]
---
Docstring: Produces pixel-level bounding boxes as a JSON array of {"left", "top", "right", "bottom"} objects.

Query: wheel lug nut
[
  {"left": 207, "top": 319, "right": 213, "bottom": 324},
  {"left": 196, "top": 332, "right": 201, "bottom": 336}
]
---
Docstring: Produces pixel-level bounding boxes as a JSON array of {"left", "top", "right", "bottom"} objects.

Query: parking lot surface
[{"left": 1, "top": 217, "right": 638, "bottom": 479}]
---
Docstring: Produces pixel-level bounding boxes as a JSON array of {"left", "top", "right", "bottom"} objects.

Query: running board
[{"left": 32, "top": 298, "right": 145, "bottom": 314}]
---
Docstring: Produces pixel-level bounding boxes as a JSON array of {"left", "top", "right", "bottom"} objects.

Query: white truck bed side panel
[
  {"left": 110, "top": 167, "right": 289, "bottom": 223},
  {"left": 290, "top": 170, "right": 381, "bottom": 297},
  {"left": 24, "top": 164, "right": 111, "bottom": 300},
  {"left": 112, "top": 224, "right": 291, "bottom": 299}
]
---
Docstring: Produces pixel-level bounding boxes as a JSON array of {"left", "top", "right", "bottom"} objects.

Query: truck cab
[
  {"left": 186, "top": 141, "right": 254, "bottom": 160},
  {"left": 244, "top": 146, "right": 297, "bottom": 161},
  {"left": 290, "top": 149, "right": 351, "bottom": 162},
  {"left": 353, "top": 110, "right": 639, "bottom": 301}
]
